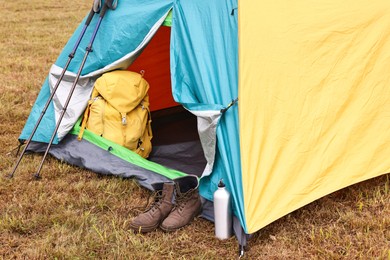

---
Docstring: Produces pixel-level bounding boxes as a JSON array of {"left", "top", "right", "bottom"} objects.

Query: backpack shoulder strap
[{"left": 77, "top": 87, "right": 100, "bottom": 141}]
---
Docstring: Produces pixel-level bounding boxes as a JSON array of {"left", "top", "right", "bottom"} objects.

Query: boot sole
[
  {"left": 159, "top": 206, "right": 202, "bottom": 232},
  {"left": 129, "top": 222, "right": 160, "bottom": 233}
]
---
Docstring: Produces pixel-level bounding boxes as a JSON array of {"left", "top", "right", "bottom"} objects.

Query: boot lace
[
  {"left": 174, "top": 189, "right": 194, "bottom": 212},
  {"left": 130, "top": 190, "right": 162, "bottom": 214}
]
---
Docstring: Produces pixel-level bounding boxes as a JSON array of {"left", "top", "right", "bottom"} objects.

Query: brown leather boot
[
  {"left": 160, "top": 175, "right": 202, "bottom": 232},
  {"left": 129, "top": 182, "right": 174, "bottom": 233}
]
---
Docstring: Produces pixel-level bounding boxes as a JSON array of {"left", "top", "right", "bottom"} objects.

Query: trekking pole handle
[
  {"left": 100, "top": 0, "right": 115, "bottom": 18},
  {"left": 86, "top": 0, "right": 113, "bottom": 51},
  {"left": 106, "top": 0, "right": 117, "bottom": 10},
  {"left": 99, "top": 0, "right": 115, "bottom": 17},
  {"left": 99, "top": 3, "right": 108, "bottom": 18},
  {"left": 69, "top": 6, "right": 97, "bottom": 58},
  {"left": 85, "top": 7, "right": 95, "bottom": 25}
]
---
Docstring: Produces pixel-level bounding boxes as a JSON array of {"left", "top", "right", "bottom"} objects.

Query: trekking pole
[
  {"left": 33, "top": 0, "right": 116, "bottom": 179},
  {"left": 8, "top": 2, "right": 100, "bottom": 178}
]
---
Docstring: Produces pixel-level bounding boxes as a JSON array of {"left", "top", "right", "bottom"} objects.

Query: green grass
[{"left": 0, "top": 0, "right": 389, "bottom": 259}]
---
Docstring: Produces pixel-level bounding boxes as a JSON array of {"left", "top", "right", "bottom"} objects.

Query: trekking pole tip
[{"left": 33, "top": 173, "right": 42, "bottom": 180}]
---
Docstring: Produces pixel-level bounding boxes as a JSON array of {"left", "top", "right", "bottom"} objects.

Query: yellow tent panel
[{"left": 239, "top": 0, "right": 390, "bottom": 233}]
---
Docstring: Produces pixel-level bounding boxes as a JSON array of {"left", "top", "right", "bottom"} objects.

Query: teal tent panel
[
  {"left": 19, "top": 78, "right": 57, "bottom": 143},
  {"left": 57, "top": 0, "right": 174, "bottom": 75},
  {"left": 171, "top": 0, "right": 246, "bottom": 230}
]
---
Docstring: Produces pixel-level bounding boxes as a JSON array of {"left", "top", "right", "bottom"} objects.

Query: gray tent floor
[{"left": 27, "top": 106, "right": 207, "bottom": 189}]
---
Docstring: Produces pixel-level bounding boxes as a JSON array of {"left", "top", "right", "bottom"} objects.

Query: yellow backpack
[{"left": 78, "top": 70, "right": 152, "bottom": 158}]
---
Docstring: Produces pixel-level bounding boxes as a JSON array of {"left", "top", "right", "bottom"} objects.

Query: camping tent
[{"left": 20, "top": 0, "right": 390, "bottom": 243}]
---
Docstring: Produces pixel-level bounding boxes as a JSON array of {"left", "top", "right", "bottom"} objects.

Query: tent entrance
[
  {"left": 26, "top": 23, "right": 206, "bottom": 183},
  {"left": 129, "top": 25, "right": 206, "bottom": 177},
  {"left": 149, "top": 106, "right": 206, "bottom": 177}
]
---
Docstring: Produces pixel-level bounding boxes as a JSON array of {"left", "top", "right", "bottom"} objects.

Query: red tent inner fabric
[{"left": 128, "top": 26, "right": 178, "bottom": 111}]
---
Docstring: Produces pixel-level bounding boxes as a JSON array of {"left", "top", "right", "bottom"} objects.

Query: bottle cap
[{"left": 218, "top": 179, "right": 225, "bottom": 188}]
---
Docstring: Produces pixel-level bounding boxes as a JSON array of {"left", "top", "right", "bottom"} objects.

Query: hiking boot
[
  {"left": 160, "top": 175, "right": 202, "bottom": 232},
  {"left": 129, "top": 182, "right": 174, "bottom": 233}
]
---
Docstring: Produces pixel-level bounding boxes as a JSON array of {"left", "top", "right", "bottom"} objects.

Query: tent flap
[{"left": 171, "top": 0, "right": 245, "bottom": 230}]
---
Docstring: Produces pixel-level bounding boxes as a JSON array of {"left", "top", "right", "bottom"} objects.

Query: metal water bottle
[{"left": 213, "top": 179, "right": 233, "bottom": 239}]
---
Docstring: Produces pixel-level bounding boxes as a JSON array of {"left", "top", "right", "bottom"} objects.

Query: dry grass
[{"left": 0, "top": 0, "right": 389, "bottom": 259}]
